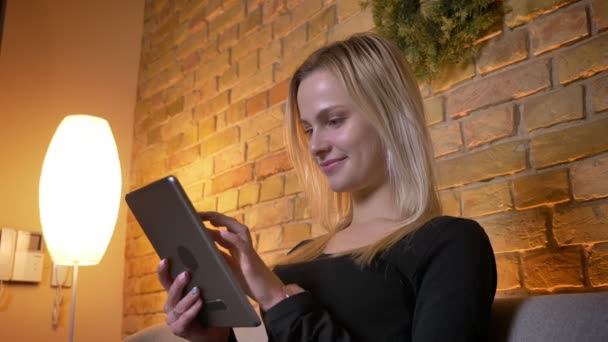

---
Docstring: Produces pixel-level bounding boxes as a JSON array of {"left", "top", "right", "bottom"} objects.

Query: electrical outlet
[{"left": 51, "top": 263, "right": 72, "bottom": 287}]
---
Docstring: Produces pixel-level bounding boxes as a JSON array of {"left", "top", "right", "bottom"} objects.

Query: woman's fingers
[
  {"left": 199, "top": 211, "right": 248, "bottom": 235},
  {"left": 166, "top": 286, "right": 200, "bottom": 326},
  {"left": 164, "top": 271, "right": 189, "bottom": 312},
  {"left": 171, "top": 298, "right": 204, "bottom": 337},
  {"left": 157, "top": 259, "right": 173, "bottom": 291}
]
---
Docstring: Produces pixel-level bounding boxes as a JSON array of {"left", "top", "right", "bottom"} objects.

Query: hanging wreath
[{"left": 364, "top": 0, "right": 503, "bottom": 81}]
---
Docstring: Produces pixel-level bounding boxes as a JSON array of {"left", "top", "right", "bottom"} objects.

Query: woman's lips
[{"left": 320, "top": 157, "right": 346, "bottom": 173}]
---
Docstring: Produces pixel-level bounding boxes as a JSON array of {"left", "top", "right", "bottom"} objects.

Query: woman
[{"left": 157, "top": 32, "right": 497, "bottom": 341}]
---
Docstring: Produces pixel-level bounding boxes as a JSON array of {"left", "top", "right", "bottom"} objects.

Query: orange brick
[
  {"left": 194, "top": 90, "right": 230, "bottom": 120},
  {"left": 239, "top": 51, "right": 259, "bottom": 79},
  {"left": 530, "top": 119, "right": 608, "bottom": 169},
  {"left": 523, "top": 248, "right": 583, "bottom": 290},
  {"left": 212, "top": 163, "right": 254, "bottom": 193},
  {"left": 431, "top": 61, "right": 476, "bottom": 94},
  {"left": 478, "top": 29, "right": 527, "bottom": 74},
  {"left": 246, "top": 135, "right": 269, "bottom": 161},
  {"left": 337, "top": 0, "right": 363, "bottom": 21},
  {"left": 226, "top": 100, "right": 246, "bottom": 125},
  {"left": 438, "top": 190, "right": 461, "bottom": 217},
  {"left": 558, "top": 34, "right": 608, "bottom": 84},
  {"left": 589, "top": 242, "right": 608, "bottom": 287},
  {"left": 218, "top": 24, "right": 239, "bottom": 51},
  {"left": 256, "top": 151, "right": 293, "bottom": 180},
  {"left": 262, "top": 0, "right": 284, "bottom": 24},
  {"left": 208, "top": 1, "right": 245, "bottom": 36},
  {"left": 429, "top": 122, "right": 462, "bottom": 157},
  {"left": 240, "top": 105, "right": 284, "bottom": 140},
  {"left": 462, "top": 182, "right": 512, "bottom": 218},
  {"left": 593, "top": 0, "right": 608, "bottom": 31},
  {"left": 257, "top": 226, "right": 283, "bottom": 252},
  {"left": 122, "top": 315, "right": 144, "bottom": 334},
  {"left": 285, "top": 171, "right": 304, "bottom": 195},
  {"left": 180, "top": 51, "right": 200, "bottom": 74},
  {"left": 513, "top": 169, "right": 570, "bottom": 209},
  {"left": 146, "top": 126, "right": 162, "bottom": 146},
  {"left": 295, "top": 194, "right": 311, "bottom": 220},
  {"left": 436, "top": 141, "right": 527, "bottom": 190},
  {"left": 167, "top": 126, "right": 198, "bottom": 154},
  {"left": 175, "top": 157, "right": 213, "bottom": 186},
  {"left": 195, "top": 76, "right": 218, "bottom": 102},
  {"left": 214, "top": 143, "right": 246, "bottom": 173},
  {"left": 571, "top": 155, "right": 608, "bottom": 201},
  {"left": 201, "top": 126, "right": 239, "bottom": 157},
  {"left": 269, "top": 79, "right": 290, "bottom": 107},
  {"left": 260, "top": 39, "right": 283, "bottom": 69},
  {"left": 273, "top": 12, "right": 293, "bottom": 38},
  {"left": 423, "top": 96, "right": 444, "bottom": 126},
  {"left": 139, "top": 273, "right": 164, "bottom": 294},
  {"left": 260, "top": 175, "right": 285, "bottom": 201},
  {"left": 524, "top": 85, "right": 584, "bottom": 131},
  {"left": 476, "top": 208, "right": 547, "bottom": 253},
  {"left": 328, "top": 5, "right": 374, "bottom": 42},
  {"left": 464, "top": 104, "right": 514, "bottom": 149},
  {"left": 496, "top": 254, "right": 521, "bottom": 291},
  {"left": 177, "top": 29, "right": 209, "bottom": 59},
  {"left": 242, "top": 7, "right": 262, "bottom": 35},
  {"left": 238, "top": 183, "right": 260, "bottom": 208},
  {"left": 194, "top": 49, "right": 231, "bottom": 78},
  {"left": 553, "top": 200, "right": 608, "bottom": 245},
  {"left": 198, "top": 116, "right": 216, "bottom": 139},
  {"left": 310, "top": 5, "right": 337, "bottom": 38},
  {"left": 169, "top": 144, "right": 200, "bottom": 169},
  {"left": 127, "top": 254, "right": 160, "bottom": 277},
  {"left": 269, "top": 126, "right": 285, "bottom": 152},
  {"left": 246, "top": 91, "right": 268, "bottom": 116},
  {"left": 447, "top": 60, "right": 550, "bottom": 117},
  {"left": 283, "top": 24, "right": 308, "bottom": 56},
  {"left": 187, "top": 5, "right": 207, "bottom": 33},
  {"left": 291, "top": 0, "right": 323, "bottom": 29},
  {"left": 276, "top": 35, "right": 327, "bottom": 81},
  {"left": 591, "top": 74, "right": 608, "bottom": 113},
  {"left": 282, "top": 223, "right": 311, "bottom": 248},
  {"left": 245, "top": 198, "right": 294, "bottom": 230},
  {"left": 530, "top": 5, "right": 588, "bottom": 55},
  {"left": 232, "top": 25, "right": 272, "bottom": 60},
  {"left": 217, "top": 189, "right": 239, "bottom": 212},
  {"left": 232, "top": 66, "right": 274, "bottom": 102},
  {"left": 505, "top": 0, "right": 575, "bottom": 28},
  {"left": 219, "top": 64, "right": 238, "bottom": 92}
]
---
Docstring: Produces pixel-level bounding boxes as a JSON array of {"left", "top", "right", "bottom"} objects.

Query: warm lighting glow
[{"left": 39, "top": 115, "right": 121, "bottom": 266}]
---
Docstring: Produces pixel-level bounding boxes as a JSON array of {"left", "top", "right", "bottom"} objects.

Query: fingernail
[
  {"left": 180, "top": 271, "right": 188, "bottom": 280},
  {"left": 190, "top": 287, "right": 198, "bottom": 295},
  {"left": 158, "top": 259, "right": 166, "bottom": 270}
]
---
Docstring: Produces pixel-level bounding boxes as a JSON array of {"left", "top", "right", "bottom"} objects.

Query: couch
[{"left": 124, "top": 291, "right": 608, "bottom": 341}]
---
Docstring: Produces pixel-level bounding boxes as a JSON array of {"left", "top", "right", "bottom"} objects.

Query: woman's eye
[
  {"left": 303, "top": 127, "right": 313, "bottom": 136},
  {"left": 327, "top": 117, "right": 344, "bottom": 127}
]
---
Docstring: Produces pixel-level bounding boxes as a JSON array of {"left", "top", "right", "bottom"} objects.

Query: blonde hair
[{"left": 280, "top": 32, "right": 441, "bottom": 266}]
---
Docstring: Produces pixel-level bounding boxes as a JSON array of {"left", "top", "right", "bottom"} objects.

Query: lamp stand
[{"left": 69, "top": 262, "right": 79, "bottom": 342}]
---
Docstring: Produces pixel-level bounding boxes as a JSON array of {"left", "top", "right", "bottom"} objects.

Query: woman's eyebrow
[{"left": 300, "top": 105, "right": 346, "bottom": 125}]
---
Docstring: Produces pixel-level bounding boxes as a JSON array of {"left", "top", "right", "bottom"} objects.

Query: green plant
[{"left": 365, "top": 0, "right": 503, "bottom": 81}]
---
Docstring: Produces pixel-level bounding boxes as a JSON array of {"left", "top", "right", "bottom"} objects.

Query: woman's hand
[
  {"left": 158, "top": 259, "right": 230, "bottom": 342},
  {"left": 200, "top": 211, "right": 303, "bottom": 311}
]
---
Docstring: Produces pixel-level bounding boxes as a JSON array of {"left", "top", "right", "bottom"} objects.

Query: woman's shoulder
[{"left": 387, "top": 216, "right": 493, "bottom": 260}]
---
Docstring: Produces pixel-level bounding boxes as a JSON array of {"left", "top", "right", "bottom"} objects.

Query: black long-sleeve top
[{"left": 261, "top": 216, "right": 497, "bottom": 341}]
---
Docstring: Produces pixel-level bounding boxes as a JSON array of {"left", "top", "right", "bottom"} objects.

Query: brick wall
[{"left": 123, "top": 0, "right": 608, "bottom": 335}]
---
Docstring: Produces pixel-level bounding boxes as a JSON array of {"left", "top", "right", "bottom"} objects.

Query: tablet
[{"left": 125, "top": 175, "right": 261, "bottom": 327}]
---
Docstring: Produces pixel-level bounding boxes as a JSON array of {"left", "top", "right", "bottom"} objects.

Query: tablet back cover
[{"left": 125, "top": 176, "right": 261, "bottom": 327}]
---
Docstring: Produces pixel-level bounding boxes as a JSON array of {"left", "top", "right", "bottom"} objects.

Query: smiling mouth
[{"left": 320, "top": 158, "right": 346, "bottom": 173}]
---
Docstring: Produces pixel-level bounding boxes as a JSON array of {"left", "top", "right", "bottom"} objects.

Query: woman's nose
[{"left": 309, "top": 130, "right": 330, "bottom": 157}]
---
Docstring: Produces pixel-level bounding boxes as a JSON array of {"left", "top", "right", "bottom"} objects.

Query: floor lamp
[{"left": 39, "top": 115, "right": 122, "bottom": 342}]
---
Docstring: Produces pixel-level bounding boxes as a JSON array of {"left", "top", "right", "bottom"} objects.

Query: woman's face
[{"left": 297, "top": 70, "right": 387, "bottom": 194}]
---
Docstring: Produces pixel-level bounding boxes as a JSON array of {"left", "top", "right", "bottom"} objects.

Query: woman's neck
[{"left": 349, "top": 181, "right": 401, "bottom": 227}]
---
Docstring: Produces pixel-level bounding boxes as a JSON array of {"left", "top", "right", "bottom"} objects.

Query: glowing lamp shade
[{"left": 39, "top": 115, "right": 121, "bottom": 266}]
